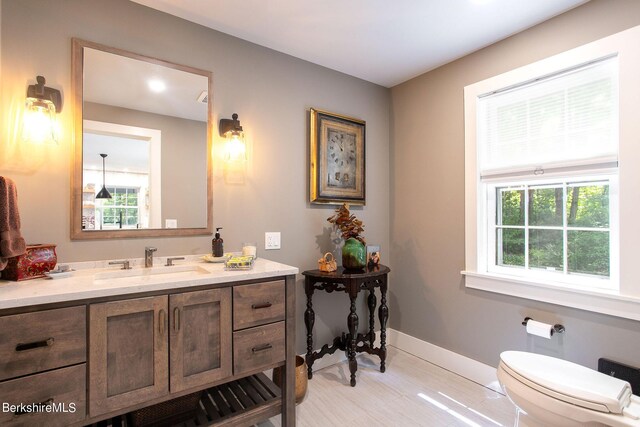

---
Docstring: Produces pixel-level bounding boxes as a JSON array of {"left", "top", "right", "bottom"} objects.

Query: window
[
  {"left": 463, "top": 26, "right": 640, "bottom": 320},
  {"left": 478, "top": 56, "right": 619, "bottom": 290},
  {"left": 99, "top": 187, "right": 140, "bottom": 229}
]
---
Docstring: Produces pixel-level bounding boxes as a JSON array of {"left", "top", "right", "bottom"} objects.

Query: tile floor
[{"left": 260, "top": 346, "right": 518, "bottom": 427}]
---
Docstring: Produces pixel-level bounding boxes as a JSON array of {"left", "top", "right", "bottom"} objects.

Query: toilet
[{"left": 498, "top": 351, "right": 640, "bottom": 427}]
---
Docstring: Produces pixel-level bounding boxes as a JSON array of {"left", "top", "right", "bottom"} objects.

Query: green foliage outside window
[
  {"left": 101, "top": 187, "right": 139, "bottom": 228},
  {"left": 497, "top": 183, "right": 609, "bottom": 277}
]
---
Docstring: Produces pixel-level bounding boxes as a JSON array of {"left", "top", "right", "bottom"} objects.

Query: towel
[{"left": 0, "top": 176, "right": 26, "bottom": 271}]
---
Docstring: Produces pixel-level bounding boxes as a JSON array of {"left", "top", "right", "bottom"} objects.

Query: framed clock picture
[{"left": 309, "top": 108, "right": 366, "bottom": 205}]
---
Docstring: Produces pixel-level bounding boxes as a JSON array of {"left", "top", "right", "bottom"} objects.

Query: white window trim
[
  {"left": 463, "top": 25, "right": 640, "bottom": 321},
  {"left": 84, "top": 120, "right": 162, "bottom": 228},
  {"left": 463, "top": 271, "right": 640, "bottom": 322}
]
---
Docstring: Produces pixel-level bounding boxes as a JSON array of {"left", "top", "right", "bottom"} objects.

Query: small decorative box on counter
[{"left": 1, "top": 244, "right": 57, "bottom": 281}]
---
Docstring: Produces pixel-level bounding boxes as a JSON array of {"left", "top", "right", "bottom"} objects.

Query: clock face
[{"left": 327, "top": 129, "right": 357, "bottom": 189}]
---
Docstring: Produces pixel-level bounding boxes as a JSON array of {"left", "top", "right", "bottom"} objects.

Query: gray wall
[
  {"left": 0, "top": 0, "right": 390, "bottom": 355},
  {"left": 6, "top": 0, "right": 635, "bottom": 374},
  {"left": 84, "top": 102, "right": 207, "bottom": 228},
  {"left": 390, "top": 0, "right": 640, "bottom": 370}
]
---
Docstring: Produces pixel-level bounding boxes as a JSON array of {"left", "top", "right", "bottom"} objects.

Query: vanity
[
  {"left": 0, "top": 258, "right": 298, "bottom": 426},
  {"left": 0, "top": 32, "right": 300, "bottom": 426}
]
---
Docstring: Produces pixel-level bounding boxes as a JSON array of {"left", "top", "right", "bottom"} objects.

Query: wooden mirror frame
[{"left": 70, "top": 39, "right": 213, "bottom": 240}]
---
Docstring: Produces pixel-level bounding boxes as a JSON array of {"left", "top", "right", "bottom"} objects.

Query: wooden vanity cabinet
[
  {"left": 0, "top": 364, "right": 86, "bottom": 427},
  {"left": 89, "top": 288, "right": 233, "bottom": 416},
  {"left": 0, "top": 273, "right": 296, "bottom": 426},
  {"left": 0, "top": 306, "right": 87, "bottom": 427},
  {"left": 89, "top": 295, "right": 169, "bottom": 416},
  {"left": 169, "top": 288, "right": 232, "bottom": 392},
  {"left": 0, "top": 305, "right": 86, "bottom": 381},
  {"left": 232, "top": 281, "right": 286, "bottom": 376}
]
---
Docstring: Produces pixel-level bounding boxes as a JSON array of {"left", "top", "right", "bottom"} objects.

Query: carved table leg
[
  {"left": 304, "top": 279, "right": 315, "bottom": 379},
  {"left": 348, "top": 291, "right": 359, "bottom": 387},
  {"left": 368, "top": 289, "right": 377, "bottom": 347},
  {"left": 378, "top": 278, "right": 388, "bottom": 373}
]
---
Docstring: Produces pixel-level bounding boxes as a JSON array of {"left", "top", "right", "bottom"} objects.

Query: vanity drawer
[
  {"left": 233, "top": 322, "right": 285, "bottom": 375},
  {"left": 0, "top": 306, "right": 86, "bottom": 381},
  {"left": 233, "top": 280, "right": 285, "bottom": 330},
  {"left": 0, "top": 363, "right": 86, "bottom": 426}
]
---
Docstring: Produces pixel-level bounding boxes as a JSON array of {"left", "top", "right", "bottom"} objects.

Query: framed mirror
[{"left": 71, "top": 39, "right": 213, "bottom": 240}]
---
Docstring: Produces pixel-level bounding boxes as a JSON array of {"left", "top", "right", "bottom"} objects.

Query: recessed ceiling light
[{"left": 148, "top": 79, "right": 166, "bottom": 93}]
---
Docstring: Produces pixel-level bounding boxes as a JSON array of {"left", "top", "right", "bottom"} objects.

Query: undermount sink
[{"left": 94, "top": 264, "right": 210, "bottom": 281}]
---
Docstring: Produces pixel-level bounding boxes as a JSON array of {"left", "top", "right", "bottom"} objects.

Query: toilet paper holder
[{"left": 522, "top": 317, "right": 565, "bottom": 336}]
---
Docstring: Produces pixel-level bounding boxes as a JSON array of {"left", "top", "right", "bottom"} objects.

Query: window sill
[{"left": 462, "top": 271, "right": 640, "bottom": 321}]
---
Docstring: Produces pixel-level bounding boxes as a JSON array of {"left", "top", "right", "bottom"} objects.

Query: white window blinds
[{"left": 477, "top": 56, "right": 618, "bottom": 179}]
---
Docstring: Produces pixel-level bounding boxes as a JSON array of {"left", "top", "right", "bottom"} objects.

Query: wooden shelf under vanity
[{"left": 84, "top": 373, "right": 282, "bottom": 427}]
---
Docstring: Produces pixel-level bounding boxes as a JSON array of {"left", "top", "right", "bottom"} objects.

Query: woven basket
[
  {"left": 318, "top": 252, "right": 337, "bottom": 272},
  {"left": 272, "top": 355, "right": 308, "bottom": 404},
  {"left": 128, "top": 391, "right": 202, "bottom": 427}
]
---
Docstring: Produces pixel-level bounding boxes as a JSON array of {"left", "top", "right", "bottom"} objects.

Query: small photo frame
[
  {"left": 367, "top": 245, "right": 380, "bottom": 266},
  {"left": 309, "top": 108, "right": 365, "bottom": 205}
]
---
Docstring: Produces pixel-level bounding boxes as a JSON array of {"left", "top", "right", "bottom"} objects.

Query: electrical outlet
[{"left": 265, "top": 232, "right": 281, "bottom": 250}]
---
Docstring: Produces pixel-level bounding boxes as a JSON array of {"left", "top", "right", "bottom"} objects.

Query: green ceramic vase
[{"left": 342, "top": 238, "right": 366, "bottom": 270}]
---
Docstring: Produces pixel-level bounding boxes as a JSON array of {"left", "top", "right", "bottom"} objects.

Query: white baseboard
[
  {"left": 306, "top": 328, "right": 501, "bottom": 394},
  {"left": 386, "top": 328, "right": 502, "bottom": 394}
]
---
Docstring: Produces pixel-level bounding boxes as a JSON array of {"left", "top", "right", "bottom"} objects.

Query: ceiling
[
  {"left": 84, "top": 47, "right": 208, "bottom": 122},
  {"left": 83, "top": 133, "right": 149, "bottom": 173},
  {"left": 131, "top": 0, "right": 589, "bottom": 88}
]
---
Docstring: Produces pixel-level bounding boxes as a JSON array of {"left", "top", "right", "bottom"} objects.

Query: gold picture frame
[{"left": 309, "top": 108, "right": 366, "bottom": 205}]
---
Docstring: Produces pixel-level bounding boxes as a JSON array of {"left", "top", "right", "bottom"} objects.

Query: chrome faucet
[
  {"left": 145, "top": 247, "right": 157, "bottom": 268},
  {"left": 109, "top": 260, "right": 131, "bottom": 270},
  {"left": 165, "top": 256, "right": 185, "bottom": 267}
]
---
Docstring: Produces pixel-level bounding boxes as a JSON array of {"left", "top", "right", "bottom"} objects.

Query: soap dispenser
[{"left": 212, "top": 227, "right": 224, "bottom": 257}]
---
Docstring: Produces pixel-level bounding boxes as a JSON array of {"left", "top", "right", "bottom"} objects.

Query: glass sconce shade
[
  {"left": 22, "top": 98, "right": 59, "bottom": 143},
  {"left": 224, "top": 130, "right": 247, "bottom": 162},
  {"left": 23, "top": 75, "right": 62, "bottom": 144},
  {"left": 219, "top": 113, "right": 247, "bottom": 162}
]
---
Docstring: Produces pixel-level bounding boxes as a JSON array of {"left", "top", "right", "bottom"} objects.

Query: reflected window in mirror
[{"left": 100, "top": 187, "right": 140, "bottom": 229}]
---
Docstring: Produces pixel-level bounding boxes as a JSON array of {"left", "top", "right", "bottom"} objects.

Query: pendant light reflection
[
  {"left": 219, "top": 113, "right": 247, "bottom": 162},
  {"left": 22, "top": 75, "right": 62, "bottom": 144},
  {"left": 95, "top": 153, "right": 112, "bottom": 199}
]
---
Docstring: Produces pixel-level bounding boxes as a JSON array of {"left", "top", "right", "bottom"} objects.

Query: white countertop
[{"left": 0, "top": 257, "right": 299, "bottom": 310}]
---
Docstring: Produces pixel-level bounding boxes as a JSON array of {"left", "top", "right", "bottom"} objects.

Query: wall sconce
[
  {"left": 95, "top": 153, "right": 112, "bottom": 199},
  {"left": 22, "top": 75, "right": 62, "bottom": 143},
  {"left": 219, "top": 113, "right": 246, "bottom": 162}
]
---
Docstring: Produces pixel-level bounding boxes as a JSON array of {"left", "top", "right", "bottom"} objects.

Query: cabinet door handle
[
  {"left": 14, "top": 398, "right": 54, "bottom": 417},
  {"left": 15, "top": 337, "right": 54, "bottom": 352},
  {"left": 252, "top": 343, "right": 273, "bottom": 353},
  {"left": 251, "top": 302, "right": 272, "bottom": 309},
  {"left": 173, "top": 307, "right": 181, "bottom": 331},
  {"left": 159, "top": 309, "right": 166, "bottom": 336}
]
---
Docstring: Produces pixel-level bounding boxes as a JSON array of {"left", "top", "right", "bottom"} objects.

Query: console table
[{"left": 302, "top": 265, "right": 390, "bottom": 386}]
